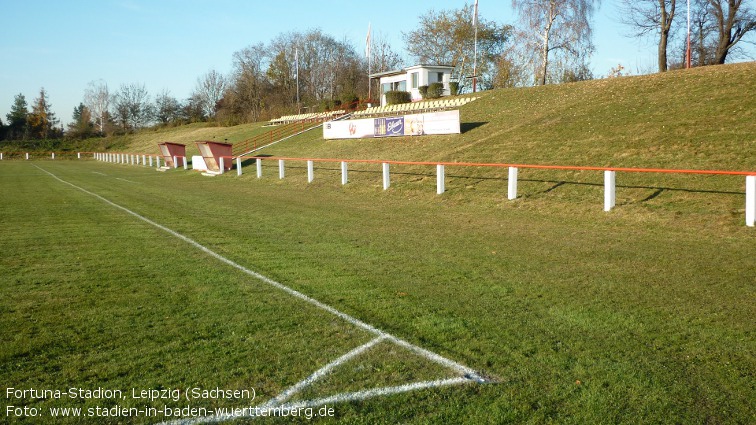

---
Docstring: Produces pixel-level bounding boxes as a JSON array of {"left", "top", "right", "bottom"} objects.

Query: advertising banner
[{"left": 323, "top": 109, "right": 460, "bottom": 140}]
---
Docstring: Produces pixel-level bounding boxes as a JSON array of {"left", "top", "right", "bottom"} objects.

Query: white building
[{"left": 370, "top": 64, "right": 455, "bottom": 106}]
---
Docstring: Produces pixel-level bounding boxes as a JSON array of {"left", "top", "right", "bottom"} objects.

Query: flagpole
[
  {"left": 686, "top": 0, "right": 691, "bottom": 68},
  {"left": 472, "top": 0, "right": 479, "bottom": 93},
  {"left": 295, "top": 47, "right": 300, "bottom": 113},
  {"left": 366, "top": 23, "right": 372, "bottom": 104}
]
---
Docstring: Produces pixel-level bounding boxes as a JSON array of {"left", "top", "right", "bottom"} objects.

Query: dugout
[
  {"left": 196, "top": 141, "right": 233, "bottom": 173},
  {"left": 158, "top": 142, "right": 186, "bottom": 168}
]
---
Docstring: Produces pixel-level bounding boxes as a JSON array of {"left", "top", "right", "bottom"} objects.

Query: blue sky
[{"left": 0, "top": 0, "right": 751, "bottom": 124}]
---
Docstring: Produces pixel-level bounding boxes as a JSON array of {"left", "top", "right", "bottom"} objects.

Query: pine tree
[
  {"left": 27, "top": 88, "right": 58, "bottom": 139},
  {"left": 6, "top": 93, "right": 29, "bottom": 140}
]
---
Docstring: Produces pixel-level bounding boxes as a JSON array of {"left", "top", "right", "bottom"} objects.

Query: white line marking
[
  {"left": 91, "top": 171, "right": 107, "bottom": 176},
  {"left": 116, "top": 177, "right": 139, "bottom": 183},
  {"left": 35, "top": 165, "right": 487, "bottom": 423},
  {"left": 259, "top": 335, "right": 386, "bottom": 409},
  {"left": 160, "top": 378, "right": 471, "bottom": 425},
  {"left": 275, "top": 377, "right": 471, "bottom": 410}
]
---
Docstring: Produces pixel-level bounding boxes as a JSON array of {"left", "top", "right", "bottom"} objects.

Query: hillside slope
[
  {"left": 255, "top": 62, "right": 755, "bottom": 172},
  {"left": 113, "top": 62, "right": 754, "bottom": 172}
]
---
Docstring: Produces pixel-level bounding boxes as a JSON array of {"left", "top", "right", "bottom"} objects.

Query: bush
[
  {"left": 385, "top": 91, "right": 411, "bottom": 105},
  {"left": 427, "top": 82, "right": 444, "bottom": 99},
  {"left": 449, "top": 82, "right": 459, "bottom": 96},
  {"left": 418, "top": 85, "right": 429, "bottom": 99}
]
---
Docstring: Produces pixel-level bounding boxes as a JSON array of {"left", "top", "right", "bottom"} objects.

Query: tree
[
  {"left": 192, "top": 70, "right": 226, "bottom": 119},
  {"left": 83, "top": 80, "right": 110, "bottom": 134},
  {"left": 620, "top": 0, "right": 677, "bottom": 72},
  {"left": 67, "top": 103, "right": 94, "bottom": 139},
  {"left": 403, "top": 4, "right": 510, "bottom": 92},
  {"left": 112, "top": 83, "right": 153, "bottom": 131},
  {"left": 706, "top": 0, "right": 756, "bottom": 64},
  {"left": 154, "top": 90, "right": 183, "bottom": 125},
  {"left": 5, "top": 93, "right": 29, "bottom": 140},
  {"left": 511, "top": 0, "right": 600, "bottom": 85},
  {"left": 27, "top": 88, "right": 59, "bottom": 139},
  {"left": 224, "top": 42, "right": 270, "bottom": 123},
  {"left": 369, "top": 31, "right": 404, "bottom": 74}
]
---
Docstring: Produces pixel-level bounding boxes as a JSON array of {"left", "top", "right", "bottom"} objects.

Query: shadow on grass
[{"left": 461, "top": 122, "right": 487, "bottom": 133}]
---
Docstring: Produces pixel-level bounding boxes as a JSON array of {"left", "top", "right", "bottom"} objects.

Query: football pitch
[{"left": 1, "top": 160, "right": 754, "bottom": 424}]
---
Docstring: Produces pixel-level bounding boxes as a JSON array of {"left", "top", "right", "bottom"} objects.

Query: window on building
[
  {"left": 411, "top": 72, "right": 419, "bottom": 89},
  {"left": 437, "top": 72, "right": 445, "bottom": 83}
]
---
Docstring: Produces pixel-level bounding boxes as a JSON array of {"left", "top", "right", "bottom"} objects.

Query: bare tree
[
  {"left": 154, "top": 90, "right": 182, "bottom": 125},
  {"left": 620, "top": 0, "right": 677, "bottom": 72},
  {"left": 370, "top": 31, "right": 404, "bottom": 74},
  {"left": 193, "top": 70, "right": 226, "bottom": 119},
  {"left": 83, "top": 80, "right": 110, "bottom": 133},
  {"left": 404, "top": 4, "right": 510, "bottom": 92},
  {"left": 706, "top": 0, "right": 756, "bottom": 64},
  {"left": 225, "top": 42, "right": 270, "bottom": 123},
  {"left": 511, "top": 0, "right": 600, "bottom": 85},
  {"left": 112, "top": 83, "right": 152, "bottom": 131}
]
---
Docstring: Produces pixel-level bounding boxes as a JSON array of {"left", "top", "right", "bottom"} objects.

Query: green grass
[
  {"left": 1, "top": 159, "right": 753, "bottom": 424},
  {"left": 2, "top": 63, "right": 755, "bottom": 423}
]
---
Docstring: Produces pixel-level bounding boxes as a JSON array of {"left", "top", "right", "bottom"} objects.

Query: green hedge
[
  {"left": 427, "top": 82, "right": 444, "bottom": 99},
  {"left": 449, "top": 82, "right": 459, "bottom": 96},
  {"left": 385, "top": 91, "right": 411, "bottom": 105},
  {"left": 418, "top": 85, "right": 429, "bottom": 99}
]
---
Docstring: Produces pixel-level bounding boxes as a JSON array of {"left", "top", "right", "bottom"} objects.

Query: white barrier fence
[{"left": 81, "top": 152, "right": 756, "bottom": 227}]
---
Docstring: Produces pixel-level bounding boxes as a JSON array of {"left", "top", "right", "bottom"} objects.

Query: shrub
[
  {"left": 385, "top": 91, "right": 411, "bottom": 105},
  {"left": 449, "top": 82, "right": 459, "bottom": 96},
  {"left": 418, "top": 85, "right": 429, "bottom": 99},
  {"left": 427, "top": 82, "right": 444, "bottom": 99}
]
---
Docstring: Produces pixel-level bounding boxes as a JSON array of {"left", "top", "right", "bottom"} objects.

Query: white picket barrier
[
  {"left": 279, "top": 159, "right": 285, "bottom": 179},
  {"left": 747, "top": 176, "right": 755, "bottom": 227},
  {"left": 508, "top": 167, "right": 518, "bottom": 200},
  {"left": 604, "top": 170, "right": 616, "bottom": 212},
  {"left": 341, "top": 161, "right": 348, "bottom": 185},
  {"left": 437, "top": 164, "right": 445, "bottom": 195},
  {"left": 382, "top": 163, "right": 390, "bottom": 190},
  {"left": 307, "top": 160, "right": 314, "bottom": 183}
]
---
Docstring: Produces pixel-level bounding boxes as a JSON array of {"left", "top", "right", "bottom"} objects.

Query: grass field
[{"left": 2, "top": 63, "right": 755, "bottom": 424}]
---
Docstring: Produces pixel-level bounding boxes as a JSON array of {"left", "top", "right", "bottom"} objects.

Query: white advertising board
[{"left": 323, "top": 110, "right": 460, "bottom": 140}]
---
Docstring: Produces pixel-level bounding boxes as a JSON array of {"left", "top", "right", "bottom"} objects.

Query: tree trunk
[
  {"left": 658, "top": 31, "right": 669, "bottom": 72},
  {"left": 540, "top": 27, "right": 550, "bottom": 86}
]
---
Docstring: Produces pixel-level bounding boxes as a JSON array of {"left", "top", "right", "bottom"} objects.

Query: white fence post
[
  {"left": 236, "top": 157, "right": 242, "bottom": 176},
  {"left": 183, "top": 157, "right": 188, "bottom": 170},
  {"left": 26, "top": 153, "right": 29, "bottom": 160},
  {"left": 51, "top": 152, "right": 55, "bottom": 160},
  {"left": 508, "top": 167, "right": 518, "bottom": 200},
  {"left": 382, "top": 162, "right": 390, "bottom": 190},
  {"left": 149, "top": 156, "right": 153, "bottom": 167},
  {"left": 220, "top": 157, "right": 225, "bottom": 174},
  {"left": 173, "top": 156, "right": 178, "bottom": 169},
  {"left": 341, "top": 161, "right": 348, "bottom": 185},
  {"left": 142, "top": 155, "right": 146, "bottom": 165},
  {"left": 279, "top": 159, "right": 285, "bottom": 179},
  {"left": 437, "top": 164, "right": 445, "bottom": 194},
  {"left": 1, "top": 153, "right": 3, "bottom": 160},
  {"left": 746, "top": 175, "right": 755, "bottom": 227},
  {"left": 604, "top": 170, "right": 616, "bottom": 212},
  {"left": 77, "top": 152, "right": 80, "bottom": 159},
  {"left": 307, "top": 160, "right": 314, "bottom": 183},
  {"left": 156, "top": 156, "right": 161, "bottom": 168},
  {"left": 256, "top": 158, "right": 262, "bottom": 178}
]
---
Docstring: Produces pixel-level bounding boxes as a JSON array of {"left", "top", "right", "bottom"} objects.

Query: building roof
[{"left": 369, "top": 64, "right": 455, "bottom": 79}]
